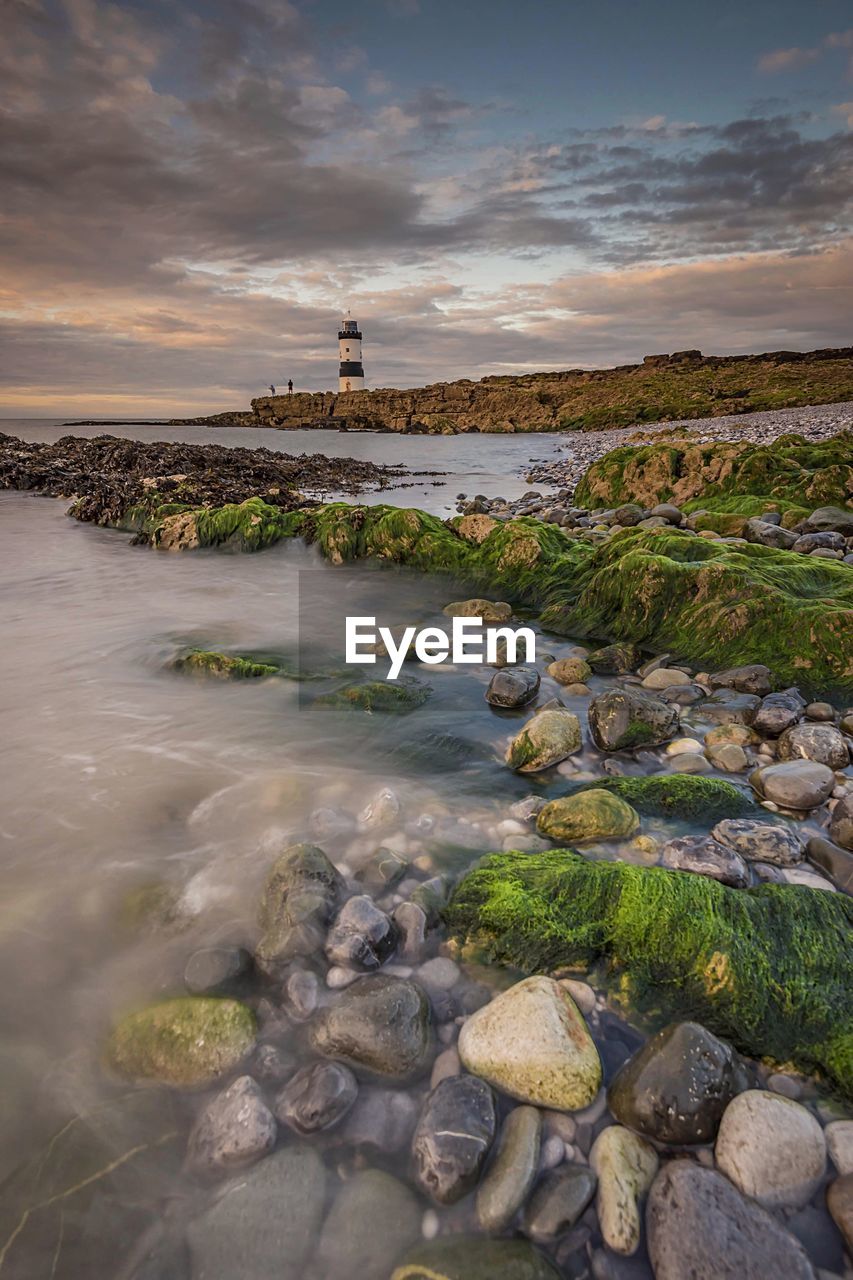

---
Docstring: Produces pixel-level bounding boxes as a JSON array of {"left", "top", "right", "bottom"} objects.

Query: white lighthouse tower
[{"left": 338, "top": 312, "right": 365, "bottom": 392}]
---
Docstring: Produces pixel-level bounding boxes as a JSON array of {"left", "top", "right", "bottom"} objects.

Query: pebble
[
  {"left": 392, "top": 901, "right": 428, "bottom": 961},
  {"left": 642, "top": 668, "right": 691, "bottom": 689},
  {"left": 752, "top": 760, "right": 836, "bottom": 810},
  {"left": 476, "top": 1105, "right": 542, "bottom": 1231},
  {"left": 558, "top": 978, "right": 596, "bottom": 1016},
  {"left": 715, "top": 1089, "right": 827, "bottom": 1209},
  {"left": 827, "top": 1122, "right": 853, "bottom": 1175},
  {"left": 590, "top": 1125, "right": 658, "bottom": 1256},
  {"left": 417, "top": 956, "right": 461, "bottom": 990},
  {"left": 274, "top": 1061, "right": 358, "bottom": 1134},
  {"left": 187, "top": 1075, "right": 277, "bottom": 1175},
  {"left": 412, "top": 1075, "right": 496, "bottom": 1204},
  {"left": 540, "top": 1134, "right": 567, "bottom": 1170},
  {"left": 523, "top": 1164, "right": 597, "bottom": 1243},
  {"left": 827, "top": 1173, "right": 853, "bottom": 1254},
  {"left": 184, "top": 946, "right": 253, "bottom": 995},
  {"left": 430, "top": 1045, "right": 462, "bottom": 1088},
  {"left": 666, "top": 738, "right": 705, "bottom": 755}
]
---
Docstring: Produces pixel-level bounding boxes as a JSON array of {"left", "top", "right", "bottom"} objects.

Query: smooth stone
[
  {"left": 537, "top": 790, "right": 640, "bottom": 843},
  {"left": 803, "top": 505, "right": 853, "bottom": 534},
  {"left": 712, "top": 818, "right": 804, "bottom": 866},
  {"left": 588, "top": 687, "right": 680, "bottom": 752},
  {"left": 310, "top": 975, "right": 433, "bottom": 1081},
  {"left": 255, "top": 842, "right": 345, "bottom": 973},
  {"left": 659, "top": 834, "right": 749, "bottom": 887},
  {"left": 590, "top": 1125, "right": 658, "bottom": 1256},
  {"left": 274, "top": 1060, "right": 358, "bottom": 1134},
  {"left": 744, "top": 518, "right": 798, "bottom": 549},
  {"left": 430, "top": 1045, "right": 461, "bottom": 1087},
  {"left": 335, "top": 1086, "right": 418, "bottom": 1153},
  {"left": 477, "top": 1105, "right": 542, "bottom": 1231},
  {"left": 808, "top": 836, "right": 853, "bottom": 891},
  {"left": 486, "top": 666, "right": 541, "bottom": 708},
  {"left": 805, "top": 700, "right": 836, "bottom": 720},
  {"left": 412, "top": 1075, "right": 496, "bottom": 1204},
  {"left": 185, "top": 1146, "right": 326, "bottom": 1280},
  {"left": 752, "top": 759, "right": 835, "bottom": 810},
  {"left": 669, "top": 752, "right": 712, "bottom": 773},
  {"left": 354, "top": 845, "right": 408, "bottom": 891},
  {"left": 559, "top": 979, "right": 596, "bottom": 1017},
  {"left": 324, "top": 894, "right": 397, "bottom": 970},
  {"left": 830, "top": 793, "right": 853, "bottom": 850},
  {"left": 827, "top": 1173, "right": 853, "bottom": 1253},
  {"left": 706, "top": 742, "right": 749, "bottom": 772},
  {"left": 548, "top": 657, "right": 593, "bottom": 686},
  {"left": 709, "top": 664, "right": 773, "bottom": 696},
  {"left": 752, "top": 689, "right": 805, "bottom": 737},
  {"left": 646, "top": 1161, "right": 815, "bottom": 1280},
  {"left": 443, "top": 598, "right": 512, "bottom": 622},
  {"left": 782, "top": 865, "right": 837, "bottom": 891},
  {"left": 186, "top": 1075, "right": 276, "bottom": 1175},
  {"left": 506, "top": 707, "right": 582, "bottom": 772},
  {"left": 106, "top": 997, "right": 256, "bottom": 1087},
  {"left": 282, "top": 967, "right": 319, "bottom": 1021},
  {"left": 184, "top": 947, "right": 253, "bottom": 995},
  {"left": 607, "top": 1022, "right": 748, "bottom": 1145},
  {"left": 704, "top": 722, "right": 759, "bottom": 747},
  {"left": 666, "top": 738, "right": 704, "bottom": 755},
  {"left": 827, "top": 1121, "right": 853, "bottom": 1175},
  {"left": 417, "top": 956, "right": 460, "bottom": 991},
  {"left": 587, "top": 643, "right": 641, "bottom": 675},
  {"left": 699, "top": 688, "right": 760, "bottom": 726},
  {"left": 715, "top": 1089, "right": 826, "bottom": 1209},
  {"left": 522, "top": 1164, "right": 597, "bottom": 1243},
  {"left": 651, "top": 503, "right": 683, "bottom": 524},
  {"left": 458, "top": 976, "right": 602, "bottom": 1111},
  {"left": 316, "top": 1168, "right": 422, "bottom": 1280},
  {"left": 642, "top": 668, "right": 690, "bottom": 690},
  {"left": 390, "top": 1237, "right": 560, "bottom": 1280},
  {"left": 778, "top": 723, "right": 849, "bottom": 770},
  {"left": 393, "top": 901, "right": 428, "bottom": 961}
]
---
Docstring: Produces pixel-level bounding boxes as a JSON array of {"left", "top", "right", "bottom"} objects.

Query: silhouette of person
[
  {"left": 269, "top": 384, "right": 275, "bottom": 395},
  {"left": 288, "top": 379, "right": 294, "bottom": 395}
]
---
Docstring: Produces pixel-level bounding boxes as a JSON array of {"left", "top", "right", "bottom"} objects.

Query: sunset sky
[{"left": 1, "top": 0, "right": 852, "bottom": 416}]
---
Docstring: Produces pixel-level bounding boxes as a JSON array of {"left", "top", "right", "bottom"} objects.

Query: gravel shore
[{"left": 524, "top": 400, "right": 853, "bottom": 495}]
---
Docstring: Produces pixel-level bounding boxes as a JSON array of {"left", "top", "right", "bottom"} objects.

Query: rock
[
  {"left": 105, "top": 997, "right": 255, "bottom": 1087},
  {"left": 354, "top": 846, "right": 408, "bottom": 892},
  {"left": 324, "top": 895, "right": 397, "bottom": 970},
  {"left": 805, "top": 699, "right": 837, "bottom": 720},
  {"left": 778, "top": 723, "right": 849, "bottom": 769},
  {"left": 705, "top": 742, "right": 749, "bottom": 772},
  {"left": 412, "top": 1075, "right": 496, "bottom": 1204},
  {"left": 282, "top": 968, "right": 319, "bottom": 1021},
  {"left": 830, "top": 794, "right": 853, "bottom": 850},
  {"left": 607, "top": 1022, "right": 748, "bottom": 1144},
  {"left": 185, "top": 1146, "right": 326, "bottom": 1280},
  {"left": 443, "top": 598, "right": 512, "bottom": 622},
  {"left": 704, "top": 722, "right": 759, "bottom": 747},
  {"left": 699, "top": 688, "right": 760, "bottom": 725},
  {"left": 255, "top": 842, "right": 345, "bottom": 974},
  {"left": 317, "top": 1168, "right": 422, "bottom": 1280},
  {"left": 827, "top": 1173, "right": 853, "bottom": 1253},
  {"left": 186, "top": 1075, "right": 276, "bottom": 1175},
  {"left": 506, "top": 707, "right": 582, "bottom": 772},
  {"left": 417, "top": 955, "right": 460, "bottom": 992},
  {"left": 709, "top": 664, "right": 773, "bottom": 696},
  {"left": 522, "top": 1164, "right": 597, "bottom": 1242},
  {"left": 486, "top": 666, "right": 541, "bottom": 708},
  {"left": 565, "top": 774, "right": 755, "bottom": 822},
  {"left": 803, "top": 505, "right": 853, "bottom": 534},
  {"left": 744, "top": 518, "right": 798, "bottom": 549},
  {"left": 752, "top": 689, "right": 805, "bottom": 737},
  {"left": 184, "top": 947, "right": 253, "bottom": 995},
  {"left": 660, "top": 835, "right": 749, "bottom": 887},
  {"left": 548, "top": 657, "right": 593, "bottom": 685},
  {"left": 393, "top": 901, "right": 428, "bottom": 960},
  {"left": 274, "top": 1060, "right": 358, "bottom": 1134},
  {"left": 715, "top": 1089, "right": 826, "bottom": 1209},
  {"left": 559, "top": 978, "right": 596, "bottom": 1017},
  {"left": 751, "top": 760, "right": 835, "bottom": 810},
  {"left": 458, "top": 976, "right": 601, "bottom": 1110},
  {"left": 335, "top": 1085, "right": 418, "bottom": 1153},
  {"left": 537, "top": 790, "right": 640, "bottom": 843},
  {"left": 642, "top": 667, "right": 691, "bottom": 690},
  {"left": 793, "top": 531, "right": 847, "bottom": 553},
  {"left": 588, "top": 687, "right": 680, "bottom": 752},
  {"left": 590, "top": 1126, "right": 658, "bottom": 1256},
  {"left": 310, "top": 975, "right": 432, "bottom": 1081},
  {"left": 476, "top": 1105, "right": 542, "bottom": 1231},
  {"left": 807, "top": 836, "right": 853, "bottom": 892},
  {"left": 587, "top": 643, "right": 641, "bottom": 675},
  {"left": 646, "top": 1161, "right": 815, "bottom": 1280},
  {"left": 782, "top": 864, "right": 837, "bottom": 891},
  {"left": 712, "top": 818, "right": 804, "bottom": 866},
  {"left": 651, "top": 503, "right": 683, "bottom": 524},
  {"left": 391, "top": 1237, "right": 560, "bottom": 1280},
  {"left": 827, "top": 1121, "right": 853, "bottom": 1175},
  {"left": 431, "top": 1046, "right": 461, "bottom": 1087}
]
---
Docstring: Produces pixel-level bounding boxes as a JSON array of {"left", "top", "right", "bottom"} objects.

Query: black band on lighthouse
[{"left": 339, "top": 361, "right": 364, "bottom": 377}]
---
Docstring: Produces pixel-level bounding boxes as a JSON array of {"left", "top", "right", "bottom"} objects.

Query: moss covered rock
[
  {"left": 391, "top": 1237, "right": 560, "bottom": 1280},
  {"left": 505, "top": 707, "right": 582, "bottom": 772},
  {"left": 105, "top": 997, "right": 256, "bottom": 1086},
  {"left": 537, "top": 790, "right": 640, "bottom": 843},
  {"left": 565, "top": 774, "right": 755, "bottom": 822},
  {"left": 171, "top": 649, "right": 281, "bottom": 679},
  {"left": 317, "top": 678, "right": 431, "bottom": 714},
  {"left": 445, "top": 850, "right": 853, "bottom": 1097}
]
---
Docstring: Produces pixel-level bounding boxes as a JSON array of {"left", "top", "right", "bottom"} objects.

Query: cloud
[{"left": 758, "top": 28, "right": 853, "bottom": 74}]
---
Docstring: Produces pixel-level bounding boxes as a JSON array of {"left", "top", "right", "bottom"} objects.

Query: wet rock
[
  {"left": 642, "top": 667, "right": 691, "bottom": 690},
  {"left": 548, "top": 657, "right": 593, "bottom": 686},
  {"left": 782, "top": 864, "right": 836, "bottom": 891},
  {"left": 830, "top": 793, "right": 853, "bottom": 850},
  {"left": 186, "top": 1146, "right": 326, "bottom": 1280},
  {"left": 458, "top": 976, "right": 601, "bottom": 1111},
  {"left": 777, "top": 723, "right": 849, "bottom": 769},
  {"left": 310, "top": 975, "right": 433, "bottom": 1081},
  {"left": 793, "top": 530, "right": 847, "bottom": 553},
  {"left": 335, "top": 1085, "right": 418, "bottom": 1153},
  {"left": 607, "top": 1022, "right": 748, "bottom": 1144},
  {"left": 282, "top": 968, "right": 319, "bottom": 1021},
  {"left": 744, "top": 518, "right": 798, "bottom": 548},
  {"left": 715, "top": 1089, "right": 826, "bottom": 1209},
  {"left": 712, "top": 818, "right": 804, "bottom": 866},
  {"left": 410, "top": 875, "right": 449, "bottom": 925},
  {"left": 805, "top": 699, "right": 836, "bottom": 720},
  {"left": 646, "top": 1161, "right": 815, "bottom": 1280},
  {"left": 699, "top": 688, "right": 760, "bottom": 725},
  {"left": 106, "top": 997, "right": 256, "bottom": 1087},
  {"left": 184, "top": 947, "right": 253, "bottom": 996},
  {"left": 187, "top": 1075, "right": 276, "bottom": 1176},
  {"left": 417, "top": 955, "right": 460, "bottom": 992},
  {"left": 358, "top": 786, "right": 401, "bottom": 829},
  {"left": 477, "top": 1105, "right": 542, "bottom": 1231},
  {"left": 486, "top": 666, "right": 540, "bottom": 708},
  {"left": 651, "top": 503, "right": 683, "bottom": 524},
  {"left": 807, "top": 836, "right": 853, "bottom": 892},
  {"left": 827, "top": 1173, "right": 853, "bottom": 1253},
  {"left": 587, "top": 643, "right": 641, "bottom": 675},
  {"left": 751, "top": 760, "right": 835, "bottom": 810},
  {"left": 588, "top": 687, "right": 680, "bottom": 752},
  {"left": 274, "top": 1060, "right": 358, "bottom": 1134},
  {"left": 412, "top": 1075, "right": 496, "bottom": 1204},
  {"left": 317, "top": 1168, "right": 422, "bottom": 1280},
  {"left": 255, "top": 843, "right": 345, "bottom": 974},
  {"left": 803, "top": 505, "right": 853, "bottom": 535},
  {"left": 660, "top": 835, "right": 749, "bottom": 887},
  {"left": 393, "top": 901, "right": 428, "bottom": 961},
  {"left": 826, "top": 1121, "right": 853, "bottom": 1174},
  {"left": 506, "top": 706, "right": 582, "bottom": 772},
  {"left": 537, "top": 790, "right": 640, "bottom": 843},
  {"left": 443, "top": 598, "right": 512, "bottom": 622},
  {"left": 522, "top": 1164, "right": 597, "bottom": 1243},
  {"left": 324, "top": 895, "right": 397, "bottom": 970},
  {"left": 590, "top": 1126, "right": 658, "bottom": 1256},
  {"left": 391, "top": 1237, "right": 561, "bottom": 1280},
  {"left": 353, "top": 846, "right": 408, "bottom": 892},
  {"left": 709, "top": 664, "right": 773, "bottom": 696},
  {"left": 704, "top": 742, "right": 749, "bottom": 772},
  {"left": 704, "top": 722, "right": 759, "bottom": 748},
  {"left": 752, "top": 689, "right": 805, "bottom": 737}
]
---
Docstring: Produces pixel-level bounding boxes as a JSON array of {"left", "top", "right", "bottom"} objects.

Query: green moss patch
[
  {"left": 171, "top": 649, "right": 281, "bottom": 679},
  {"left": 316, "top": 678, "right": 432, "bottom": 714},
  {"left": 105, "top": 996, "right": 256, "bottom": 1086},
  {"left": 561, "top": 775, "right": 756, "bottom": 822}
]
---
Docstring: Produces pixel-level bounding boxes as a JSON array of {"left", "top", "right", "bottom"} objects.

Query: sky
[{"left": 1, "top": 0, "right": 852, "bottom": 416}]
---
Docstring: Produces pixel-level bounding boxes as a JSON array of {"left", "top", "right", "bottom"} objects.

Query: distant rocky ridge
[{"left": 173, "top": 346, "right": 853, "bottom": 435}]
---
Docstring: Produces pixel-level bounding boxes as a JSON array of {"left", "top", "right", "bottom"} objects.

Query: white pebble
[
  {"left": 666, "top": 738, "right": 704, "bottom": 756},
  {"left": 326, "top": 966, "right": 359, "bottom": 989},
  {"left": 421, "top": 1209, "right": 440, "bottom": 1240},
  {"left": 539, "top": 1135, "right": 566, "bottom": 1171}
]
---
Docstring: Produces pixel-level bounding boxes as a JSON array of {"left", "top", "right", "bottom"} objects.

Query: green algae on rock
[
  {"left": 537, "top": 789, "right": 640, "bottom": 842},
  {"left": 391, "top": 1236, "right": 560, "bottom": 1280},
  {"left": 562, "top": 775, "right": 755, "bottom": 822},
  {"left": 316, "top": 677, "right": 432, "bottom": 714},
  {"left": 445, "top": 850, "right": 853, "bottom": 1098},
  {"left": 171, "top": 649, "right": 281, "bottom": 679},
  {"left": 105, "top": 996, "right": 256, "bottom": 1086}
]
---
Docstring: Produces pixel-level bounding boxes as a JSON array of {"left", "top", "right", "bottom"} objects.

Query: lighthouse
[{"left": 338, "top": 313, "right": 364, "bottom": 392}]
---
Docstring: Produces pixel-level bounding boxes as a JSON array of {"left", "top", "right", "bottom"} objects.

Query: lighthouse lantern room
[{"left": 338, "top": 313, "right": 364, "bottom": 392}]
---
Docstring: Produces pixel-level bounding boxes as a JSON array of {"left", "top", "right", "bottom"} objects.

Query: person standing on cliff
[
  {"left": 269, "top": 384, "right": 275, "bottom": 395},
  {"left": 288, "top": 379, "right": 294, "bottom": 395}
]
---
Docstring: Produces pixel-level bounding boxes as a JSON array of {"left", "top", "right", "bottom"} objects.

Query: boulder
[
  {"left": 802, "top": 505, "right": 853, "bottom": 534},
  {"left": 712, "top": 818, "right": 804, "bottom": 866},
  {"left": 588, "top": 687, "right": 680, "bottom": 752},
  {"left": 310, "top": 975, "right": 433, "bottom": 1081},
  {"left": 590, "top": 1125, "right": 658, "bottom": 1255},
  {"left": 744, "top": 518, "right": 798, "bottom": 549},
  {"left": 412, "top": 1075, "right": 496, "bottom": 1204},
  {"left": 105, "top": 997, "right": 255, "bottom": 1087},
  {"left": 537, "top": 790, "right": 640, "bottom": 843},
  {"left": 751, "top": 760, "right": 835, "bottom": 810},
  {"left": 187, "top": 1075, "right": 276, "bottom": 1175},
  {"left": 505, "top": 707, "right": 582, "bottom": 772},
  {"left": 660, "top": 835, "right": 749, "bottom": 888},
  {"left": 255, "top": 843, "right": 345, "bottom": 974},
  {"left": 752, "top": 689, "right": 805, "bottom": 737},
  {"left": 777, "top": 722, "right": 849, "bottom": 770},
  {"left": 486, "top": 666, "right": 540, "bottom": 708},
  {"left": 709, "top": 664, "right": 773, "bottom": 696},
  {"left": 715, "top": 1089, "right": 826, "bottom": 1209}
]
